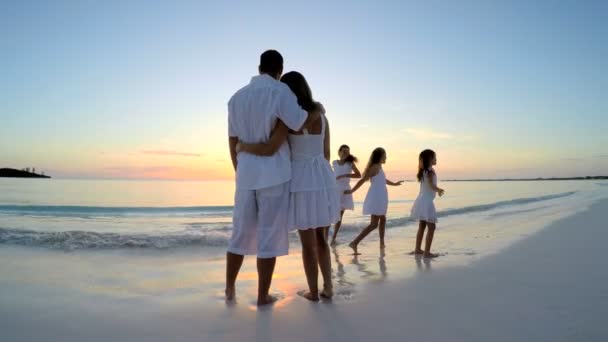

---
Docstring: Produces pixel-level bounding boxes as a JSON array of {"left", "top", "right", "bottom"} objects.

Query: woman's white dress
[
  {"left": 332, "top": 161, "right": 355, "bottom": 211},
  {"left": 288, "top": 115, "right": 341, "bottom": 230},
  {"left": 410, "top": 169, "right": 438, "bottom": 223},
  {"left": 362, "top": 168, "right": 388, "bottom": 216}
]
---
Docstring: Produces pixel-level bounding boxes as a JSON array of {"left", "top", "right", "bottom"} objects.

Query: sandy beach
[{"left": 1, "top": 196, "right": 606, "bottom": 341}]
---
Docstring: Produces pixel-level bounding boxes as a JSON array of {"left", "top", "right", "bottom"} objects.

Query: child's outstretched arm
[
  {"left": 345, "top": 165, "right": 379, "bottom": 194},
  {"left": 237, "top": 121, "right": 289, "bottom": 156},
  {"left": 336, "top": 163, "right": 362, "bottom": 180},
  {"left": 386, "top": 179, "right": 404, "bottom": 186},
  {"left": 346, "top": 175, "right": 368, "bottom": 195},
  {"left": 426, "top": 171, "right": 445, "bottom": 196}
]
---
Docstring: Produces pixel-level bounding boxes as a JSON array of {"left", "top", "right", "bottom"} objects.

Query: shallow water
[{"left": 0, "top": 178, "right": 603, "bottom": 251}]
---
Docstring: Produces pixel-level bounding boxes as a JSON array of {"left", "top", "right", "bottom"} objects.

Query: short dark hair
[{"left": 259, "top": 50, "right": 283, "bottom": 75}]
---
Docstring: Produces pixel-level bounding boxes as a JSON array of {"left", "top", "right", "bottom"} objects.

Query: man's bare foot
[
  {"left": 257, "top": 294, "right": 278, "bottom": 306},
  {"left": 225, "top": 287, "right": 235, "bottom": 301},
  {"left": 423, "top": 252, "right": 439, "bottom": 258},
  {"left": 330, "top": 239, "right": 337, "bottom": 246},
  {"left": 297, "top": 290, "right": 320, "bottom": 302},
  {"left": 320, "top": 286, "right": 333, "bottom": 299},
  {"left": 348, "top": 241, "right": 360, "bottom": 255},
  {"left": 409, "top": 250, "right": 424, "bottom": 255},
  {"left": 380, "top": 243, "right": 386, "bottom": 249}
]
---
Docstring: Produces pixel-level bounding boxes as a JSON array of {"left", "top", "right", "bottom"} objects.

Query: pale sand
[{"left": 1, "top": 199, "right": 607, "bottom": 341}]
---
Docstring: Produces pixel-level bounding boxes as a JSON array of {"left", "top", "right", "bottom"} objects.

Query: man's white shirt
[{"left": 228, "top": 74, "right": 307, "bottom": 190}]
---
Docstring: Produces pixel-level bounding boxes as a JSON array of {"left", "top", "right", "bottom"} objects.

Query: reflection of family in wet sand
[
  {"left": 226, "top": 50, "right": 445, "bottom": 306},
  {"left": 351, "top": 250, "right": 388, "bottom": 281}
]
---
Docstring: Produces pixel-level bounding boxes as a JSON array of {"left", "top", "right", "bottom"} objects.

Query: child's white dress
[
  {"left": 410, "top": 169, "right": 438, "bottom": 223},
  {"left": 362, "top": 168, "right": 388, "bottom": 216},
  {"left": 332, "top": 161, "right": 355, "bottom": 211},
  {"left": 288, "top": 115, "right": 341, "bottom": 230}
]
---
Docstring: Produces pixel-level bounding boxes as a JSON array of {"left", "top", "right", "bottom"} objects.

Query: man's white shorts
[{"left": 228, "top": 182, "right": 290, "bottom": 258}]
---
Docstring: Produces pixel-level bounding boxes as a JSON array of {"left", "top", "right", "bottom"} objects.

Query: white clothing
[
  {"left": 228, "top": 182, "right": 290, "bottom": 258},
  {"left": 363, "top": 168, "right": 388, "bottom": 216},
  {"left": 332, "top": 160, "right": 355, "bottom": 210},
  {"left": 287, "top": 116, "right": 340, "bottom": 230},
  {"left": 410, "top": 169, "right": 438, "bottom": 223},
  {"left": 228, "top": 74, "right": 307, "bottom": 190}
]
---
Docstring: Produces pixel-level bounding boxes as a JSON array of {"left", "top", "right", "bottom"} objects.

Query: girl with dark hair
[
  {"left": 345, "top": 148, "right": 404, "bottom": 255},
  {"left": 236, "top": 71, "right": 338, "bottom": 301},
  {"left": 330, "top": 144, "right": 361, "bottom": 245},
  {"left": 410, "top": 149, "right": 445, "bottom": 258}
]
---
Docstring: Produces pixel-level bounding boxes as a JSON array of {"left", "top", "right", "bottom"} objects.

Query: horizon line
[{"left": 4, "top": 175, "right": 607, "bottom": 182}]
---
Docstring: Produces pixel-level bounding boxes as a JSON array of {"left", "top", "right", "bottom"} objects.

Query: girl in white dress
[
  {"left": 330, "top": 145, "right": 361, "bottom": 245},
  {"left": 236, "top": 71, "right": 338, "bottom": 301},
  {"left": 345, "top": 148, "right": 403, "bottom": 255},
  {"left": 410, "top": 149, "right": 445, "bottom": 258}
]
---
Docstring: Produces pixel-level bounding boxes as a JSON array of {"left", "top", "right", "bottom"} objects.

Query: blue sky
[{"left": 1, "top": 0, "right": 607, "bottom": 179}]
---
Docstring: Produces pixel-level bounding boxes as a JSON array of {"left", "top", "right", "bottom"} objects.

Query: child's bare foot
[
  {"left": 257, "top": 294, "right": 279, "bottom": 306},
  {"left": 348, "top": 241, "right": 360, "bottom": 255},
  {"left": 297, "top": 290, "right": 320, "bottom": 302},
  {"left": 380, "top": 242, "right": 386, "bottom": 249},
  {"left": 423, "top": 252, "right": 439, "bottom": 258},
  {"left": 409, "top": 250, "right": 424, "bottom": 255},
  {"left": 225, "top": 287, "right": 235, "bottom": 301}
]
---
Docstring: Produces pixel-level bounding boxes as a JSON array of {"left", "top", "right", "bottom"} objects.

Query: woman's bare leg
[
  {"left": 378, "top": 216, "right": 386, "bottom": 249},
  {"left": 348, "top": 216, "right": 380, "bottom": 255},
  {"left": 330, "top": 210, "right": 345, "bottom": 246},
  {"left": 298, "top": 229, "right": 320, "bottom": 301},
  {"left": 423, "top": 222, "right": 438, "bottom": 258},
  {"left": 315, "top": 227, "right": 333, "bottom": 298}
]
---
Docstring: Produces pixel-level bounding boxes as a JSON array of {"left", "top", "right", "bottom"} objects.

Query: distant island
[
  {"left": 0, "top": 168, "right": 51, "bottom": 178},
  {"left": 443, "top": 176, "right": 608, "bottom": 182}
]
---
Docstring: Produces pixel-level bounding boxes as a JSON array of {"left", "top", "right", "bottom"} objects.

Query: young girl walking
[
  {"left": 345, "top": 148, "right": 403, "bottom": 254},
  {"left": 330, "top": 144, "right": 361, "bottom": 245},
  {"left": 410, "top": 149, "right": 445, "bottom": 258}
]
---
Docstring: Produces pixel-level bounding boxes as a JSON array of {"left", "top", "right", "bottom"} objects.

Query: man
[{"left": 226, "top": 50, "right": 320, "bottom": 305}]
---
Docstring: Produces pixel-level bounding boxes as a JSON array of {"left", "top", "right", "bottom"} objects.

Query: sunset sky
[{"left": 2, "top": 0, "right": 607, "bottom": 180}]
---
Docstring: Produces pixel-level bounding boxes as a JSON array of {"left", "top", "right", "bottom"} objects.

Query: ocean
[{"left": 0, "top": 178, "right": 605, "bottom": 252}]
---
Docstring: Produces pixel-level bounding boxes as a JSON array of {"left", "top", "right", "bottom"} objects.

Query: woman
[{"left": 236, "top": 71, "right": 339, "bottom": 301}]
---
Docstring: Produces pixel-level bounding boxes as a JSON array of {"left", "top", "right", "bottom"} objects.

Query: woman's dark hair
[
  {"left": 338, "top": 144, "right": 358, "bottom": 163},
  {"left": 417, "top": 149, "right": 436, "bottom": 182},
  {"left": 364, "top": 147, "right": 386, "bottom": 178},
  {"left": 280, "top": 71, "right": 320, "bottom": 112}
]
